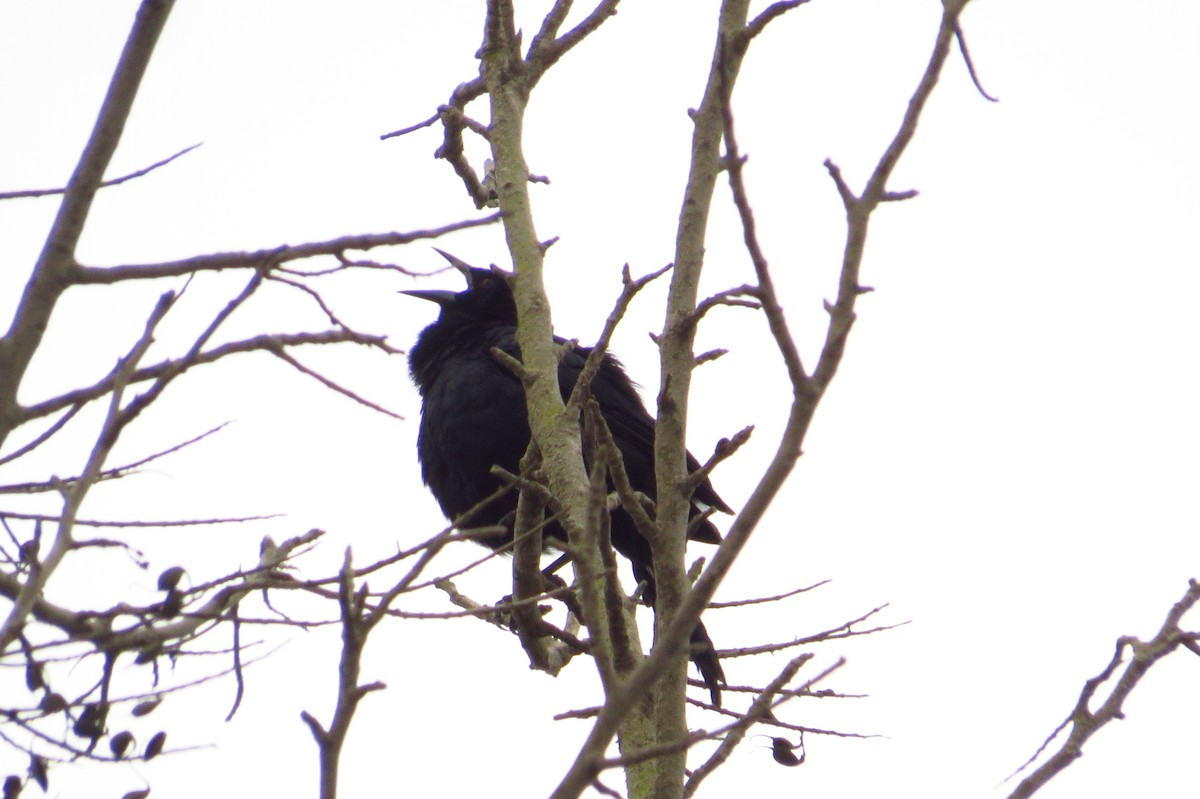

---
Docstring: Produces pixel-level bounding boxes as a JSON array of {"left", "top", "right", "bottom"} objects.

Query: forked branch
[{"left": 1004, "top": 579, "right": 1200, "bottom": 799}]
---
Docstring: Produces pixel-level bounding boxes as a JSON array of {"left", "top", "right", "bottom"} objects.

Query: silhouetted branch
[
  {"left": 682, "top": 425, "right": 754, "bottom": 497},
  {"left": 301, "top": 550, "right": 387, "bottom": 799},
  {"left": 0, "top": 528, "right": 321, "bottom": 658},
  {"left": 401, "top": 0, "right": 622, "bottom": 206},
  {"left": 545, "top": 5, "right": 976, "bottom": 794},
  {"left": 721, "top": 604, "right": 907, "bottom": 659},
  {"left": 585, "top": 401, "right": 660, "bottom": 545},
  {"left": 21, "top": 329, "right": 395, "bottom": 422},
  {"left": 564, "top": 262, "right": 672, "bottom": 416},
  {"left": 0, "top": 143, "right": 202, "bottom": 200},
  {"left": 432, "top": 93, "right": 492, "bottom": 207},
  {"left": 511, "top": 443, "right": 568, "bottom": 672},
  {"left": 953, "top": 19, "right": 998, "bottom": 102},
  {"left": 739, "top": 0, "right": 811, "bottom": 49},
  {"left": 73, "top": 214, "right": 500, "bottom": 283},
  {"left": 1, "top": 290, "right": 176, "bottom": 654},
  {"left": 1004, "top": 579, "right": 1200, "bottom": 799},
  {"left": 708, "top": 579, "right": 830, "bottom": 609},
  {"left": 0, "top": 0, "right": 176, "bottom": 454},
  {"left": 524, "top": 0, "right": 621, "bottom": 86},
  {"left": 684, "top": 654, "right": 823, "bottom": 796},
  {"left": 1, "top": 423, "right": 230, "bottom": 496},
  {"left": 811, "top": 2, "right": 968, "bottom": 391},
  {"left": 0, "top": 511, "right": 276, "bottom": 528},
  {"left": 0, "top": 406, "right": 82, "bottom": 467},
  {"left": 378, "top": 111, "right": 439, "bottom": 141},
  {"left": 268, "top": 348, "right": 403, "bottom": 419}
]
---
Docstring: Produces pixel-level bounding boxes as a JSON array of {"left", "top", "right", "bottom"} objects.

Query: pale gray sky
[{"left": 1, "top": 2, "right": 1198, "bottom": 798}]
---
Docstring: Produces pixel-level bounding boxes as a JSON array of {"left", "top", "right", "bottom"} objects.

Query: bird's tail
[
  {"left": 634, "top": 560, "right": 726, "bottom": 707},
  {"left": 690, "top": 620, "right": 725, "bottom": 708}
]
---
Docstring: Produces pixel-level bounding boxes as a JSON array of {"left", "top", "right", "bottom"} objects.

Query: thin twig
[
  {"left": 268, "top": 348, "right": 403, "bottom": 419},
  {"left": 378, "top": 112, "right": 439, "bottom": 141},
  {"left": 685, "top": 655, "right": 830, "bottom": 796},
  {"left": 0, "top": 143, "right": 202, "bottom": 200},
  {"left": 224, "top": 603, "right": 244, "bottom": 721},
  {"left": 954, "top": 20, "right": 999, "bottom": 102},
  {"left": 0, "top": 406, "right": 82, "bottom": 467},
  {"left": 708, "top": 579, "right": 830, "bottom": 609}
]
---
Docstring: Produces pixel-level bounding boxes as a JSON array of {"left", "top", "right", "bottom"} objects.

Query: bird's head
[{"left": 402, "top": 249, "right": 517, "bottom": 327}]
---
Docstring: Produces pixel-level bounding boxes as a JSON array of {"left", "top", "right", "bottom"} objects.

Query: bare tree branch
[
  {"left": 954, "top": 19, "right": 999, "bottom": 102},
  {"left": 72, "top": 214, "right": 500, "bottom": 284},
  {"left": 1005, "top": 579, "right": 1200, "bottom": 799},
  {"left": 0, "top": 0, "right": 176, "bottom": 452},
  {"left": 0, "top": 405, "right": 82, "bottom": 467},
  {"left": 0, "top": 511, "right": 276, "bottom": 529},
  {"left": 0, "top": 143, "right": 202, "bottom": 200},
  {"left": 267, "top": 348, "right": 403, "bottom": 419},
  {"left": 563, "top": 262, "right": 672, "bottom": 416},
  {"left": 0, "top": 290, "right": 176, "bottom": 653},
  {"left": 301, "top": 550, "right": 387, "bottom": 799},
  {"left": 708, "top": 581, "right": 833, "bottom": 610},
  {"left": 546, "top": 3, "right": 980, "bottom": 794},
  {"left": 378, "top": 111, "right": 439, "bottom": 141},
  {"left": 525, "top": 0, "right": 622, "bottom": 86},
  {"left": 740, "top": 0, "right": 811, "bottom": 49},
  {"left": 684, "top": 654, "right": 826, "bottom": 796},
  {"left": 21, "top": 329, "right": 394, "bottom": 423}
]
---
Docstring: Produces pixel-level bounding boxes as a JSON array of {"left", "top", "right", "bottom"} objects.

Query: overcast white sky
[{"left": 2, "top": 2, "right": 1198, "bottom": 798}]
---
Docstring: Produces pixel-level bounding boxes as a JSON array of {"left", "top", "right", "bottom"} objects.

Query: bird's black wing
[{"left": 556, "top": 342, "right": 730, "bottom": 543}]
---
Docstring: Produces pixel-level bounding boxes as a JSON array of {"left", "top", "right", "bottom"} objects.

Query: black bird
[{"left": 405, "top": 251, "right": 730, "bottom": 705}]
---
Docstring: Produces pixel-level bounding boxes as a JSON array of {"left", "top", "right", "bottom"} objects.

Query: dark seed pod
[
  {"left": 2, "top": 775, "right": 21, "bottom": 799},
  {"left": 121, "top": 790, "right": 150, "bottom": 799},
  {"left": 156, "top": 566, "right": 186, "bottom": 592},
  {"left": 28, "top": 755, "right": 47, "bottom": 792},
  {"left": 39, "top": 693, "right": 68, "bottom": 715},
  {"left": 144, "top": 732, "right": 166, "bottom": 760},
  {"left": 17, "top": 540, "right": 37, "bottom": 564},
  {"left": 73, "top": 702, "right": 108, "bottom": 740},
  {"left": 770, "top": 736, "right": 805, "bottom": 767},
  {"left": 23, "top": 661, "right": 44, "bottom": 692},
  {"left": 110, "top": 731, "right": 135, "bottom": 759},
  {"left": 130, "top": 698, "right": 162, "bottom": 717}
]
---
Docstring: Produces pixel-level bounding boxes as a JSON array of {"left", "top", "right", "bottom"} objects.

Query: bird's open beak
[
  {"left": 400, "top": 288, "right": 457, "bottom": 306},
  {"left": 432, "top": 248, "right": 475, "bottom": 285},
  {"left": 399, "top": 249, "right": 479, "bottom": 304}
]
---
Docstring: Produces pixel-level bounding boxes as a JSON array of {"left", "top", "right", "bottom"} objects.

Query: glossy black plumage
[{"left": 406, "top": 253, "right": 729, "bottom": 704}]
